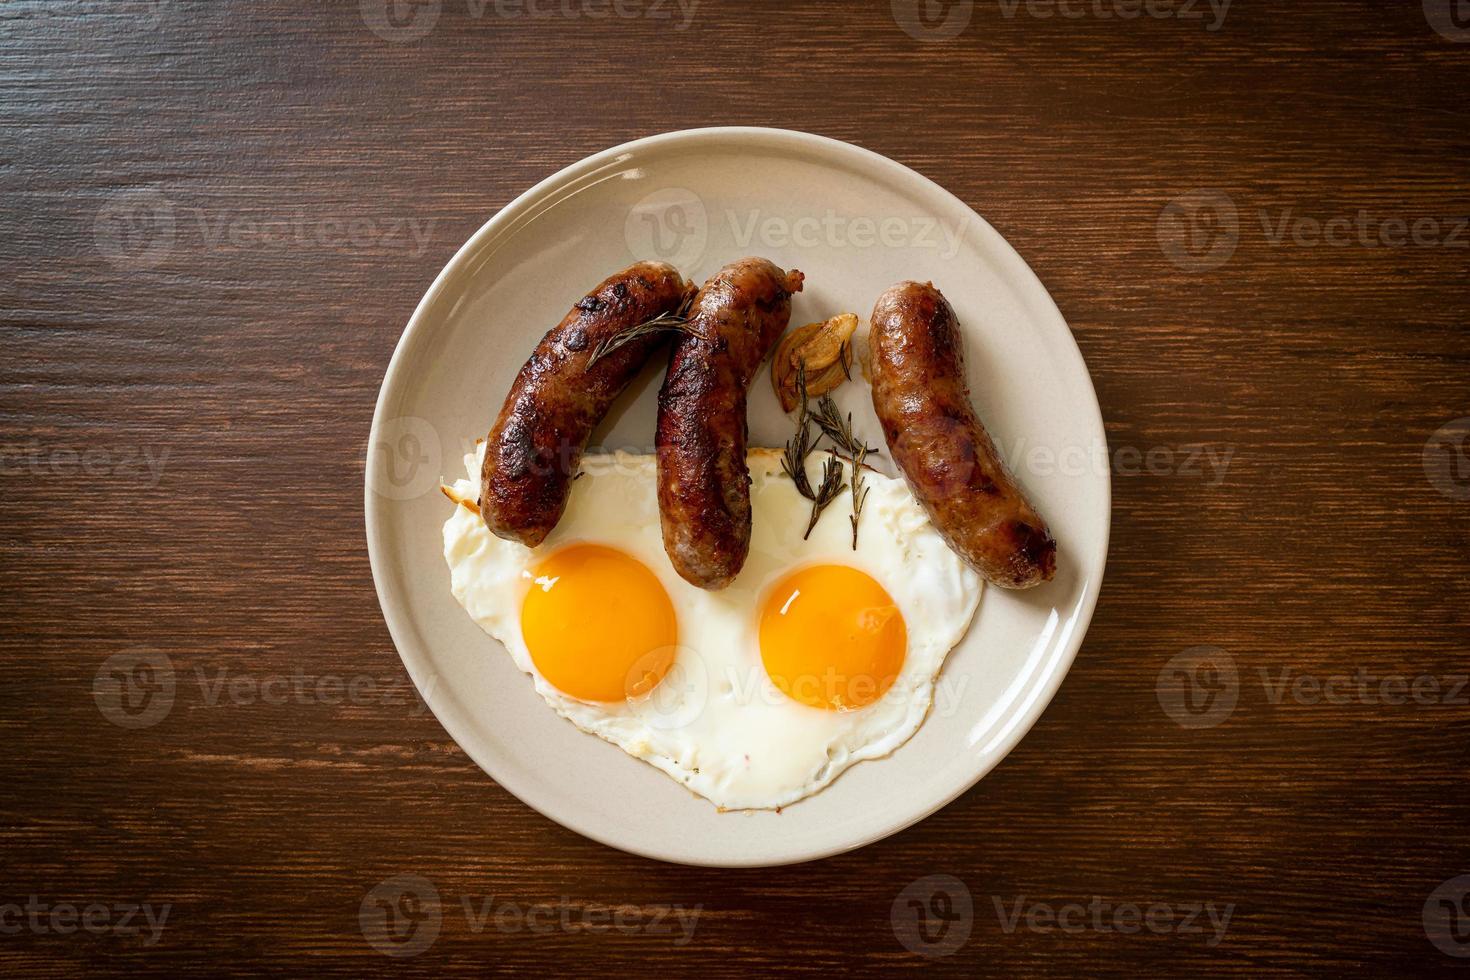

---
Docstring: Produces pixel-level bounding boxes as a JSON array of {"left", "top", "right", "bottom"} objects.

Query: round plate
[{"left": 365, "top": 127, "right": 1109, "bottom": 867}]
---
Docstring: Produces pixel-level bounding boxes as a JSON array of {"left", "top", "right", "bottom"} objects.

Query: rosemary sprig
[
  {"left": 805, "top": 394, "right": 880, "bottom": 549},
  {"left": 807, "top": 455, "right": 844, "bottom": 539},
  {"left": 809, "top": 395, "right": 881, "bottom": 458},
  {"left": 780, "top": 409, "right": 817, "bottom": 499},
  {"left": 782, "top": 364, "right": 846, "bottom": 539},
  {"left": 782, "top": 364, "right": 885, "bottom": 544},
  {"left": 849, "top": 445, "right": 871, "bottom": 550},
  {"left": 586, "top": 311, "right": 691, "bottom": 367}
]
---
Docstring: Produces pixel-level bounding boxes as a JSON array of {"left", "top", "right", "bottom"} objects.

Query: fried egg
[{"left": 442, "top": 445, "right": 981, "bottom": 811}]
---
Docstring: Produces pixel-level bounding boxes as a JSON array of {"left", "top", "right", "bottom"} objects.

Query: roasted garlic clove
[{"left": 771, "top": 313, "right": 859, "bottom": 412}]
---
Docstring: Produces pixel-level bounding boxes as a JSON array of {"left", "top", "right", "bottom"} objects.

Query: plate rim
[{"left": 365, "top": 126, "right": 1112, "bottom": 867}]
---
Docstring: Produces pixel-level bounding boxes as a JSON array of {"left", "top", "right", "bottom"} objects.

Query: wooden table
[{"left": 4, "top": 0, "right": 1467, "bottom": 974}]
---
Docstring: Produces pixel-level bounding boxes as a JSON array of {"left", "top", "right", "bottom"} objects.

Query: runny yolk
[
  {"left": 758, "top": 565, "right": 907, "bottom": 711},
  {"left": 521, "top": 544, "right": 677, "bottom": 702}
]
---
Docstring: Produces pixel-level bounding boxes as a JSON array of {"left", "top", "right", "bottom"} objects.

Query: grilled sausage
[
  {"left": 868, "top": 281, "right": 1056, "bottom": 589},
  {"left": 480, "top": 261, "right": 692, "bottom": 547},
  {"left": 657, "top": 257, "right": 805, "bottom": 589}
]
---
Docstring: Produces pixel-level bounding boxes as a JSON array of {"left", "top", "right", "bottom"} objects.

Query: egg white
[{"left": 443, "top": 444, "right": 982, "bottom": 811}]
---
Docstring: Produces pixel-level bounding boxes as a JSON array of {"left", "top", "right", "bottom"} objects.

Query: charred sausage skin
[
  {"left": 868, "top": 281, "right": 1056, "bottom": 589},
  {"left": 480, "top": 261, "right": 692, "bottom": 547},
  {"left": 657, "top": 257, "right": 805, "bottom": 590}
]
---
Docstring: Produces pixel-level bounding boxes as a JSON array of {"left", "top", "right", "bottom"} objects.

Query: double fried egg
[{"left": 442, "top": 445, "right": 981, "bottom": 811}]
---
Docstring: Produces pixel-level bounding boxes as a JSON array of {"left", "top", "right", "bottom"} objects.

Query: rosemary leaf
[
  {"left": 586, "top": 312, "right": 690, "bottom": 368},
  {"left": 849, "top": 445, "right": 871, "bottom": 550},
  {"left": 795, "top": 360, "right": 810, "bottom": 420},
  {"left": 803, "top": 454, "right": 845, "bottom": 540},
  {"left": 811, "top": 396, "right": 881, "bottom": 459},
  {"left": 782, "top": 361, "right": 818, "bottom": 499},
  {"left": 781, "top": 419, "right": 816, "bottom": 499},
  {"left": 783, "top": 362, "right": 859, "bottom": 538},
  {"left": 787, "top": 364, "right": 876, "bottom": 543}
]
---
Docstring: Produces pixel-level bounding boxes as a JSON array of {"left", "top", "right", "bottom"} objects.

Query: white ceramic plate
[{"left": 366, "top": 128, "right": 1109, "bottom": 867}]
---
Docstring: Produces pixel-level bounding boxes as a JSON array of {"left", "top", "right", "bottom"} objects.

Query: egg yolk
[
  {"left": 759, "top": 565, "right": 907, "bottom": 711},
  {"left": 521, "top": 544, "right": 677, "bottom": 702}
]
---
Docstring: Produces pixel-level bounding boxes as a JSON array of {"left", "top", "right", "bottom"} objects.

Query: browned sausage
[
  {"left": 480, "top": 261, "right": 692, "bottom": 547},
  {"left": 869, "top": 281, "right": 1056, "bottom": 589},
  {"left": 657, "top": 257, "right": 805, "bottom": 589}
]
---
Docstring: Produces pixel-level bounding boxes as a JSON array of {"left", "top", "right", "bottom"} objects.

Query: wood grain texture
[{"left": 2, "top": 0, "right": 1467, "bottom": 974}]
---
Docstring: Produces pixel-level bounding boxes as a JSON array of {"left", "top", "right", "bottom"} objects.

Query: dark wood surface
[{"left": 3, "top": 0, "right": 1468, "bottom": 974}]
